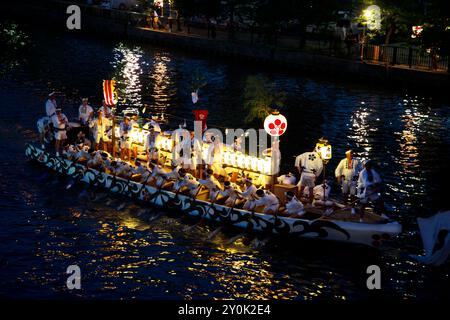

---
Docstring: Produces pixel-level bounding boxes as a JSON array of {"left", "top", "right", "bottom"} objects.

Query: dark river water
[{"left": 1, "top": 21, "right": 450, "bottom": 300}]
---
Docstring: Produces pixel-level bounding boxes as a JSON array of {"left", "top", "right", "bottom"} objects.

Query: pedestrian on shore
[
  {"left": 210, "top": 18, "right": 217, "bottom": 39},
  {"left": 176, "top": 10, "right": 182, "bottom": 32}
]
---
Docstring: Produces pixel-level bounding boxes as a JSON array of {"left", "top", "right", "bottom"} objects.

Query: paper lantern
[
  {"left": 264, "top": 111, "right": 287, "bottom": 136},
  {"left": 315, "top": 138, "right": 332, "bottom": 160}
]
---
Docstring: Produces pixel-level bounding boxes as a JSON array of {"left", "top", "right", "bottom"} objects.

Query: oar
[
  {"left": 226, "top": 233, "right": 246, "bottom": 245},
  {"left": 207, "top": 226, "right": 223, "bottom": 241}
]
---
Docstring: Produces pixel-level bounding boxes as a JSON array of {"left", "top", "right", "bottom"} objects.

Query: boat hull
[{"left": 25, "top": 143, "right": 402, "bottom": 247}]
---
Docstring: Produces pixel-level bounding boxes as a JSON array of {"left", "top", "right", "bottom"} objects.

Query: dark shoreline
[{"left": 3, "top": 0, "right": 449, "bottom": 95}]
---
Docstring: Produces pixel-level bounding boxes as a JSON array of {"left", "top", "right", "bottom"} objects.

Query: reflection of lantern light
[
  {"left": 315, "top": 138, "right": 332, "bottom": 160},
  {"left": 223, "top": 151, "right": 230, "bottom": 165},
  {"left": 244, "top": 156, "right": 252, "bottom": 170},
  {"left": 237, "top": 154, "right": 245, "bottom": 168},
  {"left": 257, "top": 159, "right": 265, "bottom": 173},
  {"left": 230, "top": 153, "right": 237, "bottom": 166},
  {"left": 264, "top": 111, "right": 287, "bottom": 137},
  {"left": 250, "top": 157, "right": 258, "bottom": 171},
  {"left": 264, "top": 158, "right": 271, "bottom": 175}
]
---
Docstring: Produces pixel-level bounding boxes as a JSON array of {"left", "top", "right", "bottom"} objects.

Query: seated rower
[
  {"left": 254, "top": 189, "right": 280, "bottom": 215},
  {"left": 284, "top": 191, "right": 305, "bottom": 218},
  {"left": 132, "top": 160, "right": 151, "bottom": 183},
  {"left": 311, "top": 181, "right": 333, "bottom": 207},
  {"left": 36, "top": 116, "right": 52, "bottom": 149},
  {"left": 105, "top": 160, "right": 119, "bottom": 175},
  {"left": 75, "top": 145, "right": 91, "bottom": 163},
  {"left": 63, "top": 145, "right": 77, "bottom": 161},
  {"left": 199, "top": 168, "right": 223, "bottom": 201},
  {"left": 173, "top": 168, "right": 200, "bottom": 195},
  {"left": 240, "top": 177, "right": 258, "bottom": 211},
  {"left": 87, "top": 151, "right": 104, "bottom": 169},
  {"left": 116, "top": 161, "right": 133, "bottom": 179},
  {"left": 75, "top": 131, "right": 92, "bottom": 151},
  {"left": 277, "top": 172, "right": 297, "bottom": 185},
  {"left": 148, "top": 159, "right": 168, "bottom": 187},
  {"left": 220, "top": 181, "right": 243, "bottom": 207}
]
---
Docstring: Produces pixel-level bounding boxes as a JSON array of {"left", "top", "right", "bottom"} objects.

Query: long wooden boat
[{"left": 25, "top": 143, "right": 402, "bottom": 248}]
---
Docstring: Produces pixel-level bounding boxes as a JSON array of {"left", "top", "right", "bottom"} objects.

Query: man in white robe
[
  {"left": 45, "top": 92, "right": 57, "bottom": 118},
  {"left": 240, "top": 177, "right": 258, "bottom": 211},
  {"left": 357, "top": 160, "right": 385, "bottom": 218},
  {"left": 51, "top": 108, "right": 68, "bottom": 156},
  {"left": 335, "top": 150, "right": 363, "bottom": 202},
  {"left": 295, "top": 149, "right": 323, "bottom": 203},
  {"left": 254, "top": 189, "right": 279, "bottom": 214},
  {"left": 220, "top": 181, "right": 242, "bottom": 207},
  {"left": 284, "top": 191, "right": 305, "bottom": 217},
  {"left": 199, "top": 168, "right": 223, "bottom": 201}
]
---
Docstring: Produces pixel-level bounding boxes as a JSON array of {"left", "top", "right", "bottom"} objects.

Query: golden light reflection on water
[
  {"left": 112, "top": 43, "right": 143, "bottom": 106},
  {"left": 348, "top": 102, "right": 375, "bottom": 160}
]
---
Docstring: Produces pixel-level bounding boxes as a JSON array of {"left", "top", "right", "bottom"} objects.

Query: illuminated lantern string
[
  {"left": 103, "top": 80, "right": 118, "bottom": 106},
  {"left": 264, "top": 111, "right": 287, "bottom": 137}
]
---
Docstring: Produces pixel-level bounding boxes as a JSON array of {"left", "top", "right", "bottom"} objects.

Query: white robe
[
  {"left": 295, "top": 152, "right": 323, "bottom": 177},
  {"left": 277, "top": 174, "right": 297, "bottom": 185},
  {"left": 412, "top": 211, "right": 450, "bottom": 266},
  {"left": 357, "top": 168, "right": 382, "bottom": 198},
  {"left": 45, "top": 99, "right": 57, "bottom": 117},
  {"left": 286, "top": 196, "right": 305, "bottom": 216},
  {"left": 78, "top": 104, "right": 94, "bottom": 124}
]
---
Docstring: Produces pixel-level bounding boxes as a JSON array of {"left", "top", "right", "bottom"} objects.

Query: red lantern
[
  {"left": 193, "top": 109, "right": 208, "bottom": 133},
  {"left": 264, "top": 111, "right": 287, "bottom": 136}
]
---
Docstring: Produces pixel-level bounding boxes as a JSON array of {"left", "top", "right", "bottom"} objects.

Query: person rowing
[
  {"left": 173, "top": 168, "right": 200, "bottom": 195},
  {"left": 75, "top": 131, "right": 92, "bottom": 150},
  {"left": 199, "top": 168, "right": 222, "bottom": 201},
  {"left": 311, "top": 180, "right": 333, "bottom": 207},
  {"left": 87, "top": 150, "right": 104, "bottom": 170},
  {"left": 284, "top": 191, "right": 305, "bottom": 218},
  {"left": 335, "top": 150, "right": 363, "bottom": 203},
  {"left": 148, "top": 159, "right": 168, "bottom": 187},
  {"left": 295, "top": 145, "right": 324, "bottom": 203},
  {"left": 254, "top": 189, "right": 280, "bottom": 215},
  {"left": 240, "top": 177, "right": 258, "bottom": 211},
  {"left": 220, "top": 181, "right": 243, "bottom": 207},
  {"left": 131, "top": 160, "right": 151, "bottom": 183}
]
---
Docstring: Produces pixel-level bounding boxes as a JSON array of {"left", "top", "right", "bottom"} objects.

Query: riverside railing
[{"left": 363, "top": 44, "right": 449, "bottom": 72}]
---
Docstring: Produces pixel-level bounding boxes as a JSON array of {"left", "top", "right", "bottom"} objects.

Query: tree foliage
[{"left": 243, "top": 75, "right": 285, "bottom": 125}]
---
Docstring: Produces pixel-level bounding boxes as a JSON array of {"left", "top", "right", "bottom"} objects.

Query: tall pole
[{"left": 111, "top": 111, "right": 116, "bottom": 158}]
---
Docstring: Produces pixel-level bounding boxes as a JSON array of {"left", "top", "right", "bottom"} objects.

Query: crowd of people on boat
[{"left": 36, "top": 92, "right": 386, "bottom": 221}]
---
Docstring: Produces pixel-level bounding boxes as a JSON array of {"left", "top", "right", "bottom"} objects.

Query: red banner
[{"left": 103, "top": 80, "right": 118, "bottom": 106}]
